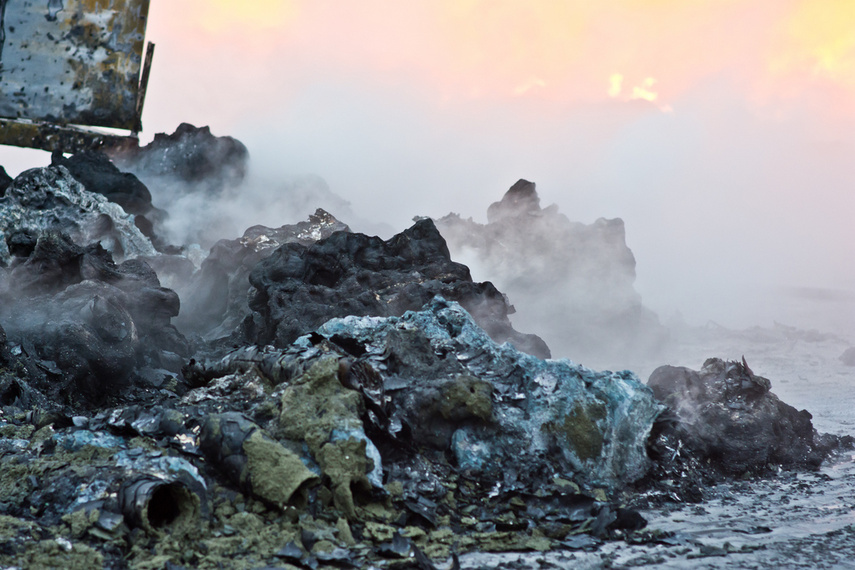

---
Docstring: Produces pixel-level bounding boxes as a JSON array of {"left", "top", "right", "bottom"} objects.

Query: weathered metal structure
[{"left": 0, "top": 0, "right": 153, "bottom": 153}]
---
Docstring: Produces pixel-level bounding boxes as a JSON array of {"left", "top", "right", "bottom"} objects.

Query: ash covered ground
[{"left": 0, "top": 125, "right": 854, "bottom": 569}]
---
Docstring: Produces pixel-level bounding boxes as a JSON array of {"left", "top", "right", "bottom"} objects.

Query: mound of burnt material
[
  {"left": 111, "top": 123, "right": 249, "bottom": 191},
  {"left": 241, "top": 217, "right": 550, "bottom": 358},
  {"left": 320, "top": 297, "right": 661, "bottom": 488},
  {"left": 0, "top": 230, "right": 189, "bottom": 410},
  {"left": 647, "top": 358, "right": 842, "bottom": 479},
  {"left": 51, "top": 151, "right": 153, "bottom": 216},
  {"left": 0, "top": 165, "right": 156, "bottom": 267},
  {"left": 0, "top": 296, "right": 656, "bottom": 568},
  {"left": 178, "top": 208, "right": 350, "bottom": 340},
  {"left": 435, "top": 179, "right": 667, "bottom": 368}
]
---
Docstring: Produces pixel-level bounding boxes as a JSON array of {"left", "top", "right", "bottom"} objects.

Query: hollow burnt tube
[
  {"left": 199, "top": 412, "right": 319, "bottom": 509},
  {"left": 119, "top": 476, "right": 200, "bottom": 533}
]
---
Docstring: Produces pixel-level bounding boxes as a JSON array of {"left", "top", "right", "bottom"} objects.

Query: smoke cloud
[{"left": 3, "top": 1, "right": 854, "bottom": 343}]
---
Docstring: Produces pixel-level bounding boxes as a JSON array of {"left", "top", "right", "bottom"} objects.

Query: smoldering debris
[
  {"left": 240, "top": 216, "right": 550, "bottom": 359},
  {"left": 0, "top": 230, "right": 189, "bottom": 409},
  {"left": 111, "top": 123, "right": 249, "bottom": 193},
  {"left": 0, "top": 165, "right": 12, "bottom": 195},
  {"left": 434, "top": 178, "right": 668, "bottom": 370},
  {"left": 637, "top": 357, "right": 855, "bottom": 506},
  {"left": 108, "top": 123, "right": 360, "bottom": 251},
  {"left": 108, "top": 123, "right": 251, "bottom": 250},
  {"left": 52, "top": 151, "right": 154, "bottom": 217},
  {"left": 0, "top": 127, "right": 852, "bottom": 568},
  {"left": 0, "top": 164, "right": 157, "bottom": 266},
  {"left": 648, "top": 357, "right": 846, "bottom": 473},
  {"left": 176, "top": 207, "right": 351, "bottom": 341}
]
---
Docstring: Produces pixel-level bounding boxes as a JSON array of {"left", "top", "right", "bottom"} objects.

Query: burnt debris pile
[
  {"left": 0, "top": 230, "right": 189, "bottom": 409},
  {"left": 111, "top": 122, "right": 251, "bottom": 251},
  {"left": 639, "top": 357, "right": 853, "bottom": 504},
  {"left": 177, "top": 208, "right": 351, "bottom": 341},
  {"left": 0, "top": 164, "right": 156, "bottom": 266},
  {"left": 239, "top": 216, "right": 551, "bottom": 359},
  {"left": 112, "top": 122, "right": 249, "bottom": 192},
  {"left": 0, "top": 126, "right": 850, "bottom": 568},
  {"left": 435, "top": 179, "right": 668, "bottom": 369}
]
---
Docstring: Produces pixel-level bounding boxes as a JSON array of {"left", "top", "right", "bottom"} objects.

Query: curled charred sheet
[
  {"left": 242, "top": 218, "right": 550, "bottom": 358},
  {"left": 183, "top": 344, "right": 314, "bottom": 387},
  {"left": 177, "top": 209, "right": 350, "bottom": 340},
  {"left": 647, "top": 357, "right": 847, "bottom": 478},
  {"left": 199, "top": 412, "right": 319, "bottom": 509},
  {"left": 0, "top": 165, "right": 156, "bottom": 266},
  {"left": 434, "top": 179, "right": 667, "bottom": 368},
  {"left": 119, "top": 476, "right": 201, "bottom": 534}
]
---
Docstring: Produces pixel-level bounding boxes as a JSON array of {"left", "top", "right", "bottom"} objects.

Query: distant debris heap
[{"left": 435, "top": 179, "right": 668, "bottom": 369}]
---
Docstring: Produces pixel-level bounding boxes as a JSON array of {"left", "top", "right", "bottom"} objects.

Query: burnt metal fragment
[{"left": 119, "top": 476, "right": 200, "bottom": 534}]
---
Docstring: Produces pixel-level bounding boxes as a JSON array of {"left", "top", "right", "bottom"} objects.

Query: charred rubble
[
  {"left": 435, "top": 178, "right": 668, "bottom": 369},
  {"left": 176, "top": 208, "right": 351, "bottom": 341},
  {"left": 238, "top": 216, "right": 551, "bottom": 359},
  {"left": 0, "top": 127, "right": 850, "bottom": 568},
  {"left": 110, "top": 122, "right": 249, "bottom": 192},
  {"left": 0, "top": 229, "right": 189, "bottom": 409},
  {"left": 636, "top": 357, "right": 854, "bottom": 505},
  {"left": 0, "top": 165, "right": 12, "bottom": 196},
  {"left": 0, "top": 164, "right": 156, "bottom": 267}
]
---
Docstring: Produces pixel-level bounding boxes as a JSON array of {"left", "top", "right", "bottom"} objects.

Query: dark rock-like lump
[{"left": 241, "top": 218, "right": 550, "bottom": 358}]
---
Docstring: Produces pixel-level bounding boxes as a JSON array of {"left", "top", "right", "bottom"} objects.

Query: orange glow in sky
[
  {"left": 150, "top": 0, "right": 855, "bottom": 120},
  {"left": 772, "top": 0, "right": 855, "bottom": 85}
]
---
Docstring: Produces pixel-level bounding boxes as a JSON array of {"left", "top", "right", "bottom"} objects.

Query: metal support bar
[
  {"left": 133, "top": 41, "right": 156, "bottom": 135},
  {"left": 0, "top": 119, "right": 138, "bottom": 154}
]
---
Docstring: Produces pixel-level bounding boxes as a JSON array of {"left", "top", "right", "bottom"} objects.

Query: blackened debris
[
  {"left": 0, "top": 230, "right": 188, "bottom": 409},
  {"left": 0, "top": 165, "right": 12, "bottom": 196},
  {"left": 51, "top": 150, "right": 153, "bottom": 216},
  {"left": 111, "top": 123, "right": 249, "bottom": 190},
  {"left": 0, "top": 164, "right": 157, "bottom": 266},
  {"left": 242, "top": 217, "right": 550, "bottom": 358},
  {"left": 178, "top": 208, "right": 350, "bottom": 341},
  {"left": 647, "top": 357, "right": 845, "bottom": 479}
]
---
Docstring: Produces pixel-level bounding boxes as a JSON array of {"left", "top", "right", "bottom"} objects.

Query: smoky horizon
[{"left": 3, "top": 0, "right": 855, "bottom": 346}]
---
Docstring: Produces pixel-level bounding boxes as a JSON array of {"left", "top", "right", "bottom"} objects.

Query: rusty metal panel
[
  {"left": 0, "top": 117, "right": 137, "bottom": 152},
  {"left": 0, "top": 0, "right": 150, "bottom": 130}
]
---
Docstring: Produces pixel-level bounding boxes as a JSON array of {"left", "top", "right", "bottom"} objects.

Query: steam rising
[
  {"left": 3, "top": 2, "right": 855, "bottom": 351},
  {"left": 126, "top": 169, "right": 355, "bottom": 251}
]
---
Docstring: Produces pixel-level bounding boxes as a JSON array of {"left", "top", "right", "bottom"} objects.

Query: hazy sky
[{"left": 4, "top": 0, "right": 855, "bottom": 331}]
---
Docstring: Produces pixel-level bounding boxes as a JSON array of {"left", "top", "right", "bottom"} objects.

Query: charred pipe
[{"left": 119, "top": 475, "right": 200, "bottom": 533}]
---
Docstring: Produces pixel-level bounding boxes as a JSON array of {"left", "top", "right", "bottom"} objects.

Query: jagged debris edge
[
  {"left": 317, "top": 296, "right": 664, "bottom": 488},
  {"left": 0, "top": 165, "right": 157, "bottom": 265}
]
